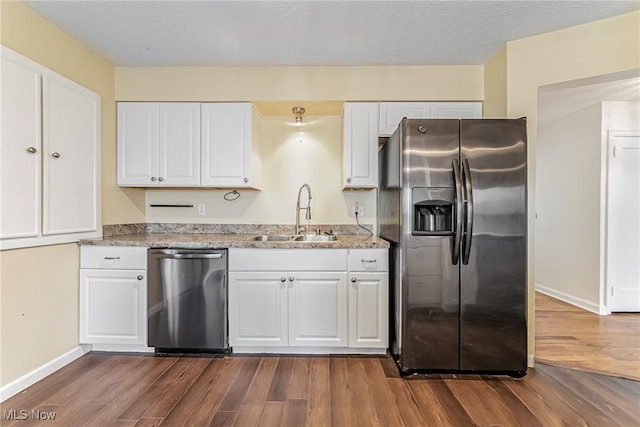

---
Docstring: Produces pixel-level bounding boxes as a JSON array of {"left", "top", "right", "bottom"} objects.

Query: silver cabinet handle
[
  {"left": 27, "top": 147, "right": 38, "bottom": 154},
  {"left": 51, "top": 152, "right": 61, "bottom": 159},
  {"left": 280, "top": 277, "right": 287, "bottom": 282},
  {"left": 103, "top": 256, "right": 120, "bottom": 260},
  {"left": 151, "top": 177, "right": 157, "bottom": 181},
  {"left": 243, "top": 177, "right": 249, "bottom": 183},
  {"left": 288, "top": 276, "right": 294, "bottom": 282},
  {"left": 351, "top": 277, "right": 357, "bottom": 283},
  {"left": 137, "top": 275, "right": 144, "bottom": 280},
  {"left": 163, "top": 253, "right": 223, "bottom": 259},
  {"left": 346, "top": 178, "right": 352, "bottom": 183},
  {"left": 361, "top": 259, "right": 377, "bottom": 263},
  {"left": 158, "top": 177, "right": 164, "bottom": 182}
]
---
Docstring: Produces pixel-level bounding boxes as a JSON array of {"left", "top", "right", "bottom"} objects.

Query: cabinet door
[
  {"left": 431, "top": 102, "right": 482, "bottom": 119},
  {"left": 0, "top": 55, "right": 41, "bottom": 239},
  {"left": 348, "top": 272, "right": 388, "bottom": 348},
  {"left": 289, "top": 272, "right": 348, "bottom": 347},
  {"left": 343, "top": 102, "right": 379, "bottom": 188},
  {"left": 201, "top": 103, "right": 253, "bottom": 187},
  {"left": 229, "top": 272, "right": 288, "bottom": 347},
  {"left": 378, "top": 102, "right": 432, "bottom": 136},
  {"left": 79, "top": 269, "right": 147, "bottom": 345},
  {"left": 158, "top": 103, "right": 201, "bottom": 186},
  {"left": 117, "top": 102, "right": 158, "bottom": 186},
  {"left": 42, "top": 73, "right": 100, "bottom": 236}
]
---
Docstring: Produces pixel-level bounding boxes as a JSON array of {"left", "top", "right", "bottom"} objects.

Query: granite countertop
[{"left": 80, "top": 232, "right": 390, "bottom": 249}]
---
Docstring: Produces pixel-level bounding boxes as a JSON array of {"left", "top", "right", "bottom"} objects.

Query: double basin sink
[{"left": 252, "top": 234, "right": 338, "bottom": 242}]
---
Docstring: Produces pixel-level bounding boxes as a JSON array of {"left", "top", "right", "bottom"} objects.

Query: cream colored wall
[
  {"left": 147, "top": 115, "right": 376, "bottom": 227},
  {"left": 483, "top": 46, "right": 507, "bottom": 118},
  {"left": 536, "top": 102, "right": 603, "bottom": 306},
  {"left": 505, "top": 11, "right": 640, "bottom": 360},
  {"left": 115, "top": 65, "right": 484, "bottom": 102},
  {"left": 118, "top": 65, "right": 484, "bottom": 227},
  {"left": 0, "top": 1, "right": 140, "bottom": 387}
]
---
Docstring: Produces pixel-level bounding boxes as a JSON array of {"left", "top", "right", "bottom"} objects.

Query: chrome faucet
[{"left": 295, "top": 183, "right": 312, "bottom": 235}]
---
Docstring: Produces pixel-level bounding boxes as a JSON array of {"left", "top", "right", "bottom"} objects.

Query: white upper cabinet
[
  {"left": 201, "top": 103, "right": 260, "bottom": 188},
  {"left": 343, "top": 102, "right": 379, "bottom": 189},
  {"left": 0, "top": 46, "right": 101, "bottom": 250},
  {"left": 378, "top": 102, "right": 483, "bottom": 136},
  {"left": 117, "top": 102, "right": 200, "bottom": 186},
  {"left": 1, "top": 54, "right": 41, "bottom": 240},
  {"left": 378, "top": 102, "right": 432, "bottom": 136},
  {"left": 42, "top": 73, "right": 100, "bottom": 236},
  {"left": 431, "top": 102, "right": 482, "bottom": 119}
]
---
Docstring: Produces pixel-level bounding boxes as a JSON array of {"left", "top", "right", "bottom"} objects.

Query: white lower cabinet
[
  {"left": 228, "top": 248, "right": 385, "bottom": 353},
  {"left": 348, "top": 272, "right": 388, "bottom": 348},
  {"left": 228, "top": 270, "right": 348, "bottom": 348},
  {"left": 79, "top": 246, "right": 149, "bottom": 351}
]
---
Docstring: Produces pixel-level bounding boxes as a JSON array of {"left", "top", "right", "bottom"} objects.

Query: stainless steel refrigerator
[{"left": 378, "top": 118, "right": 527, "bottom": 377}]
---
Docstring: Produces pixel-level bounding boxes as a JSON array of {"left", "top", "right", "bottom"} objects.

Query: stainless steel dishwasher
[{"left": 147, "top": 249, "right": 228, "bottom": 352}]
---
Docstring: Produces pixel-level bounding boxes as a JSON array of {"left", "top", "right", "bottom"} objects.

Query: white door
[
  {"left": 228, "top": 272, "right": 288, "bottom": 347},
  {"left": 42, "top": 73, "right": 100, "bottom": 235},
  {"left": 201, "top": 103, "right": 252, "bottom": 187},
  {"left": 343, "top": 102, "right": 379, "bottom": 188},
  {"left": 117, "top": 102, "right": 158, "bottom": 186},
  {"left": 79, "top": 269, "right": 147, "bottom": 345},
  {"left": 607, "top": 131, "right": 640, "bottom": 312},
  {"left": 348, "top": 272, "right": 389, "bottom": 348},
  {"left": 0, "top": 54, "right": 41, "bottom": 239},
  {"left": 158, "top": 103, "right": 201, "bottom": 186},
  {"left": 289, "top": 272, "right": 348, "bottom": 347}
]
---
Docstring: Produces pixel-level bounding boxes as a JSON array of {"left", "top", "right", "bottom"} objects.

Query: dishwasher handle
[{"left": 161, "top": 253, "right": 224, "bottom": 259}]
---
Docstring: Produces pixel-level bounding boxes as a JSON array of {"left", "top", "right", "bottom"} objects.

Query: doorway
[{"left": 606, "top": 130, "right": 640, "bottom": 312}]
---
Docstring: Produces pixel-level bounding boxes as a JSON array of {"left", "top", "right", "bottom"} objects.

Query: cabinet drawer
[
  {"left": 348, "top": 249, "right": 388, "bottom": 271},
  {"left": 81, "top": 246, "right": 147, "bottom": 270},
  {"left": 229, "top": 249, "right": 347, "bottom": 271}
]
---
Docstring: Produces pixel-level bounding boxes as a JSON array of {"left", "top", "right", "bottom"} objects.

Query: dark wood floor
[{"left": 2, "top": 353, "right": 639, "bottom": 426}]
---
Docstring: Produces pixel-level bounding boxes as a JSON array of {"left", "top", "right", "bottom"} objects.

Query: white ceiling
[{"left": 23, "top": 0, "right": 640, "bottom": 67}]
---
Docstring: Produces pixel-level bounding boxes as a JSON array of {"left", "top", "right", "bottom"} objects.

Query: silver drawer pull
[
  {"left": 103, "top": 256, "right": 121, "bottom": 260},
  {"left": 137, "top": 275, "right": 144, "bottom": 280},
  {"left": 361, "top": 259, "right": 377, "bottom": 263}
]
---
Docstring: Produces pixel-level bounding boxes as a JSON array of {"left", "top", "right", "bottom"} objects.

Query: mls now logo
[{"left": 3, "top": 409, "right": 56, "bottom": 421}]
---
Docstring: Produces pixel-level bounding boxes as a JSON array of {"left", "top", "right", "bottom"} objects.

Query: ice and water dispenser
[{"left": 412, "top": 188, "right": 455, "bottom": 235}]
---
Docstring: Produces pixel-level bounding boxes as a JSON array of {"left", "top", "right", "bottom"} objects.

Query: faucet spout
[{"left": 295, "top": 183, "right": 312, "bottom": 235}]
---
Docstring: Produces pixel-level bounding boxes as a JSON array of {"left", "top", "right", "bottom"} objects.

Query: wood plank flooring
[
  {"left": 2, "top": 353, "right": 639, "bottom": 426},
  {"left": 535, "top": 292, "right": 640, "bottom": 381}
]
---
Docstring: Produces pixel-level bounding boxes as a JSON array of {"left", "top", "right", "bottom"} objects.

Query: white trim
[
  {"left": 0, "top": 345, "right": 89, "bottom": 402},
  {"left": 535, "top": 283, "right": 603, "bottom": 315},
  {"left": 527, "top": 354, "right": 535, "bottom": 368},
  {"left": 90, "top": 344, "right": 154, "bottom": 353},
  {"left": 232, "top": 346, "right": 386, "bottom": 355}
]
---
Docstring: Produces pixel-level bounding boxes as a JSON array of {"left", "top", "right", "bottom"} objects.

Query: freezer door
[
  {"left": 399, "top": 119, "right": 461, "bottom": 371},
  {"left": 459, "top": 119, "right": 527, "bottom": 372}
]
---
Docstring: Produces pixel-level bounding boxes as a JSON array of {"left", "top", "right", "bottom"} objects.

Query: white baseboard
[
  {"left": 535, "top": 283, "right": 601, "bottom": 314},
  {"left": 0, "top": 345, "right": 89, "bottom": 402}
]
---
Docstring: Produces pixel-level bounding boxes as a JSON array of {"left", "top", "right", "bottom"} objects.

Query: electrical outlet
[
  {"left": 352, "top": 201, "right": 364, "bottom": 217},
  {"left": 198, "top": 204, "right": 206, "bottom": 215}
]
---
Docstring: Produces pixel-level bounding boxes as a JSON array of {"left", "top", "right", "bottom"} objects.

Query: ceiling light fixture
[{"left": 292, "top": 106, "right": 305, "bottom": 126}]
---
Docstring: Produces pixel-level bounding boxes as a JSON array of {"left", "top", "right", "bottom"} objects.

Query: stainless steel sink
[
  {"left": 252, "top": 234, "right": 338, "bottom": 242},
  {"left": 252, "top": 234, "right": 298, "bottom": 241},
  {"left": 294, "top": 234, "right": 338, "bottom": 242}
]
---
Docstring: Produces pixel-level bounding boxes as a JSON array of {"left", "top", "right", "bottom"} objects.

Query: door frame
[{"left": 603, "top": 130, "right": 640, "bottom": 314}]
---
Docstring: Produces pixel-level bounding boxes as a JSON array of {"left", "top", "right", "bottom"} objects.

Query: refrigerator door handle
[
  {"left": 462, "top": 158, "right": 474, "bottom": 265},
  {"left": 452, "top": 159, "right": 463, "bottom": 265}
]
